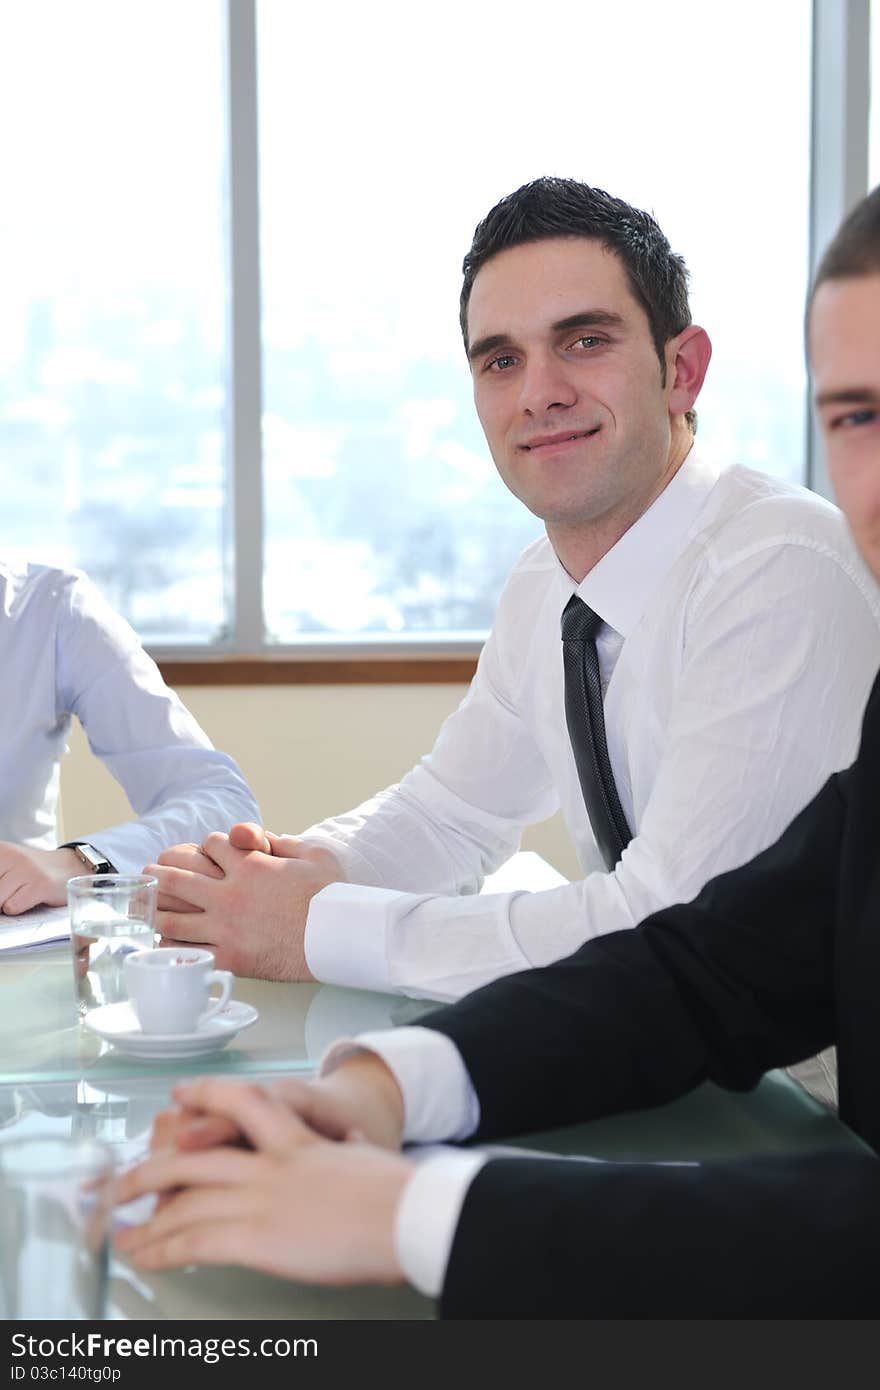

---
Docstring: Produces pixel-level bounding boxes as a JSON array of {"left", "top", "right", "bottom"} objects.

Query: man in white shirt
[
  {"left": 113, "top": 184, "right": 880, "bottom": 1320},
  {"left": 0, "top": 560, "right": 260, "bottom": 914},
  {"left": 150, "top": 177, "right": 880, "bottom": 997}
]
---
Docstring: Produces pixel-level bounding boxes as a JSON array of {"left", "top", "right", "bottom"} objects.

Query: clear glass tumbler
[
  {"left": 0, "top": 1136, "right": 115, "bottom": 1318},
  {"left": 68, "top": 873, "right": 158, "bottom": 1019}
]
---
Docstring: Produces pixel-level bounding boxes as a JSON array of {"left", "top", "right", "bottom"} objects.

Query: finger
[
  {"left": 169, "top": 1078, "right": 313, "bottom": 1156},
  {"left": 156, "top": 892, "right": 203, "bottom": 914},
  {"left": 151, "top": 1100, "right": 247, "bottom": 1153},
  {"left": 155, "top": 845, "right": 225, "bottom": 879},
  {"left": 115, "top": 1145, "right": 261, "bottom": 1206},
  {"left": 150, "top": 1107, "right": 189, "bottom": 1153},
  {"left": 264, "top": 832, "right": 307, "bottom": 860},
  {"left": 117, "top": 1210, "right": 269, "bottom": 1274},
  {"left": 116, "top": 1182, "right": 261, "bottom": 1256},
  {"left": 270, "top": 1078, "right": 351, "bottom": 1142},
  {"left": 0, "top": 866, "right": 23, "bottom": 912},
  {"left": 150, "top": 1104, "right": 218, "bottom": 1153},
  {"left": 1, "top": 881, "right": 43, "bottom": 915},
  {"left": 200, "top": 830, "right": 272, "bottom": 875},
  {"left": 228, "top": 822, "right": 272, "bottom": 854},
  {"left": 150, "top": 864, "right": 218, "bottom": 911},
  {"left": 176, "top": 1113, "right": 245, "bottom": 1152},
  {"left": 156, "top": 929, "right": 221, "bottom": 955},
  {"left": 155, "top": 912, "right": 215, "bottom": 945},
  {"left": 198, "top": 831, "right": 255, "bottom": 875}
]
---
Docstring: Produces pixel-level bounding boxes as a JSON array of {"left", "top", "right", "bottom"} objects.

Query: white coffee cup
[{"left": 124, "top": 947, "right": 233, "bottom": 1035}]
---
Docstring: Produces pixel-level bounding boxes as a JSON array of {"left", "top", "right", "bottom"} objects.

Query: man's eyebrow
[
  {"left": 467, "top": 310, "right": 625, "bottom": 364},
  {"left": 815, "top": 386, "right": 880, "bottom": 408},
  {"left": 467, "top": 333, "right": 513, "bottom": 364},
  {"left": 550, "top": 310, "right": 625, "bottom": 334}
]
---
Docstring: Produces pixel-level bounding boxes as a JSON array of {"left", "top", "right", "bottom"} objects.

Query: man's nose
[{"left": 517, "top": 353, "right": 578, "bottom": 415}]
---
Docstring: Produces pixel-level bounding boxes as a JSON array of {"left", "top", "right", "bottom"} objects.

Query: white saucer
[{"left": 83, "top": 1000, "right": 259, "bottom": 1059}]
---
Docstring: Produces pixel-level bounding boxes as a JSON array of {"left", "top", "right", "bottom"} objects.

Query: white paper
[{"left": 0, "top": 904, "right": 70, "bottom": 953}]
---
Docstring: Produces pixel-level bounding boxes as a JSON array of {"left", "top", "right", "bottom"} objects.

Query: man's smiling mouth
[{"left": 520, "top": 427, "right": 601, "bottom": 452}]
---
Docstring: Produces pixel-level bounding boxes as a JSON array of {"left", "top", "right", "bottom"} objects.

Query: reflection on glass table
[
  {"left": 0, "top": 855, "right": 555, "bottom": 1087},
  {"left": 0, "top": 938, "right": 428, "bottom": 1088},
  {"left": 0, "top": 1070, "right": 434, "bottom": 1322}
]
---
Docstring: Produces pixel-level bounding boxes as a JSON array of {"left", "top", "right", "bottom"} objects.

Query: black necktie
[{"left": 561, "top": 594, "right": 632, "bottom": 870}]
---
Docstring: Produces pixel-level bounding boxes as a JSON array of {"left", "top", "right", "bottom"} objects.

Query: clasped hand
[
  {"left": 147, "top": 822, "right": 343, "bottom": 981},
  {"left": 115, "top": 1059, "right": 410, "bottom": 1286}
]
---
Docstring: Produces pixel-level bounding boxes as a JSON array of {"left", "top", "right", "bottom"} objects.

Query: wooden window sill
[{"left": 156, "top": 656, "right": 479, "bottom": 686}]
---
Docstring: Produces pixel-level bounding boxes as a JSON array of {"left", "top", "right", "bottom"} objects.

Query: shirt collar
[{"left": 554, "top": 448, "right": 725, "bottom": 637}]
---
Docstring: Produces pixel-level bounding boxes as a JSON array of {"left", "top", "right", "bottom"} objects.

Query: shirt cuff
[
  {"left": 320, "top": 1026, "right": 480, "bottom": 1144},
  {"left": 394, "top": 1148, "right": 489, "bottom": 1298},
  {"left": 304, "top": 882, "right": 431, "bottom": 993},
  {"left": 306, "top": 880, "right": 532, "bottom": 1002}
]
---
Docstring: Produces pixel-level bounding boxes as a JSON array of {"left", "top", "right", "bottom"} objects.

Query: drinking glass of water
[
  {"left": 0, "top": 1136, "right": 114, "bottom": 1319},
  {"left": 68, "top": 874, "right": 158, "bottom": 1019}
]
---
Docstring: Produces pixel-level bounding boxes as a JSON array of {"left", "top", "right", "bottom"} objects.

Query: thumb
[{"left": 228, "top": 822, "right": 272, "bottom": 853}]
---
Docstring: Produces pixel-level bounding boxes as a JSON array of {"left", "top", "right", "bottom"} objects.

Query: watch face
[{"left": 74, "top": 844, "right": 110, "bottom": 873}]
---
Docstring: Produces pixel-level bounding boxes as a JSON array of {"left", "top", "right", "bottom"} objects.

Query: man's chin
[{"left": 529, "top": 496, "right": 618, "bottom": 531}]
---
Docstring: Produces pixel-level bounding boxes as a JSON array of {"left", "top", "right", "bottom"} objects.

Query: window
[
  {"left": 2, "top": 1, "right": 819, "bottom": 654},
  {"left": 0, "top": 0, "right": 228, "bottom": 643},
  {"left": 871, "top": 0, "right": 880, "bottom": 182}
]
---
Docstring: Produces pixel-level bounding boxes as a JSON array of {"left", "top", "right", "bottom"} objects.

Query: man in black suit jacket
[{"left": 117, "top": 188, "right": 880, "bottom": 1317}]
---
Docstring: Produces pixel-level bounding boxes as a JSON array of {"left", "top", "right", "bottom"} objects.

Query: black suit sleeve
[
  {"left": 421, "top": 769, "right": 847, "bottom": 1144},
  {"left": 440, "top": 1148, "right": 880, "bottom": 1317}
]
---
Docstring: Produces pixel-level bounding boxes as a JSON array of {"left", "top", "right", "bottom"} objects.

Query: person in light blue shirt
[{"left": 0, "top": 559, "right": 259, "bottom": 915}]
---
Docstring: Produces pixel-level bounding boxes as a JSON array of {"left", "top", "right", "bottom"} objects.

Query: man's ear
[{"left": 666, "top": 325, "right": 712, "bottom": 417}]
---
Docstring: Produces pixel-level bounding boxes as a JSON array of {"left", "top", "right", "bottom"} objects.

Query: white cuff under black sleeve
[
  {"left": 320, "top": 1026, "right": 480, "bottom": 1144},
  {"left": 394, "top": 1148, "right": 489, "bottom": 1298}
]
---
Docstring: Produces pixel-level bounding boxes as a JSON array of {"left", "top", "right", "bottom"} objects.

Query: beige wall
[{"left": 59, "top": 683, "right": 581, "bottom": 879}]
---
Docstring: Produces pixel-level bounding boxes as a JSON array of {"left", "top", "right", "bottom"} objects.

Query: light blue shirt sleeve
[{"left": 54, "top": 570, "right": 260, "bottom": 870}]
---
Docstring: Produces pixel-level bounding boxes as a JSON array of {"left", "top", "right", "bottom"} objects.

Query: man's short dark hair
[
  {"left": 460, "top": 177, "right": 696, "bottom": 430},
  {"left": 811, "top": 184, "right": 880, "bottom": 304}
]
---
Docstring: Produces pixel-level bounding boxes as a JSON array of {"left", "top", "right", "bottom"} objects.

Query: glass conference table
[{"left": 0, "top": 857, "right": 866, "bottom": 1321}]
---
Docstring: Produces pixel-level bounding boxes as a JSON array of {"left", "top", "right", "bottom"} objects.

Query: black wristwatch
[{"left": 64, "top": 842, "right": 115, "bottom": 874}]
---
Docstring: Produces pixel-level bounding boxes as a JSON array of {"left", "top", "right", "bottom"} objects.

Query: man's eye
[
  {"left": 571, "top": 335, "right": 601, "bottom": 350},
  {"left": 834, "top": 409, "right": 877, "bottom": 430},
  {"left": 488, "top": 355, "right": 517, "bottom": 372}
]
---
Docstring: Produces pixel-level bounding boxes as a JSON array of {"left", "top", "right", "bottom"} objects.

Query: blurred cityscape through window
[{"left": 2, "top": 0, "right": 812, "bottom": 647}]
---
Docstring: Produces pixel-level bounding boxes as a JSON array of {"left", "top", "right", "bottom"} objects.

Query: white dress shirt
[
  {"left": 0, "top": 560, "right": 260, "bottom": 871},
  {"left": 302, "top": 451, "right": 880, "bottom": 1001}
]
